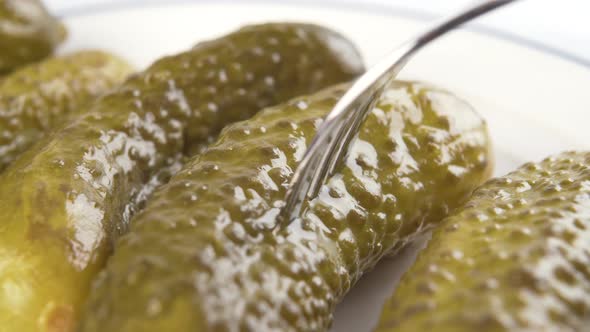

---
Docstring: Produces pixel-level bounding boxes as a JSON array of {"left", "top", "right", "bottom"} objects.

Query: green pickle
[
  {"left": 0, "top": 23, "right": 363, "bottom": 332},
  {"left": 375, "top": 151, "right": 590, "bottom": 332},
  {"left": 0, "top": 50, "right": 134, "bottom": 172},
  {"left": 0, "top": 0, "right": 66, "bottom": 73},
  {"left": 80, "top": 81, "right": 493, "bottom": 332}
]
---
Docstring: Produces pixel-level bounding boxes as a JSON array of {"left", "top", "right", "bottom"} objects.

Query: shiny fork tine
[
  {"left": 326, "top": 87, "right": 385, "bottom": 177},
  {"left": 282, "top": 81, "right": 387, "bottom": 220},
  {"left": 283, "top": 113, "right": 347, "bottom": 218}
]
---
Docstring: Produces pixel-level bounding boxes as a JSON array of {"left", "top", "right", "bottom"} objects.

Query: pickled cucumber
[
  {"left": 0, "top": 0, "right": 66, "bottom": 73},
  {"left": 80, "top": 81, "right": 493, "bottom": 332},
  {"left": 0, "top": 23, "right": 363, "bottom": 332},
  {"left": 375, "top": 151, "right": 590, "bottom": 332},
  {"left": 0, "top": 50, "right": 133, "bottom": 172}
]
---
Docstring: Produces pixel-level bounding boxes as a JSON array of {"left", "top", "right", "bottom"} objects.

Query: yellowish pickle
[
  {"left": 0, "top": 23, "right": 363, "bottom": 332},
  {"left": 80, "top": 81, "right": 493, "bottom": 332},
  {"left": 0, "top": 50, "right": 134, "bottom": 172},
  {"left": 375, "top": 151, "right": 590, "bottom": 332},
  {"left": 0, "top": 0, "right": 66, "bottom": 73}
]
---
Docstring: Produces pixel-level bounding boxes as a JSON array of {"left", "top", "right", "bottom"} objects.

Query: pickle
[
  {"left": 375, "top": 152, "right": 590, "bottom": 332},
  {"left": 0, "top": 50, "right": 133, "bottom": 172},
  {"left": 0, "top": 0, "right": 66, "bottom": 73},
  {"left": 80, "top": 81, "right": 493, "bottom": 332},
  {"left": 0, "top": 23, "right": 363, "bottom": 332}
]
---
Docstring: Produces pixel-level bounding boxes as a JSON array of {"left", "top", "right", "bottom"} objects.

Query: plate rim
[{"left": 55, "top": 0, "right": 590, "bottom": 70}]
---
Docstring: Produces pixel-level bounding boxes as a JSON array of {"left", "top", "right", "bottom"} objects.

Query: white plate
[{"left": 58, "top": 2, "right": 590, "bottom": 332}]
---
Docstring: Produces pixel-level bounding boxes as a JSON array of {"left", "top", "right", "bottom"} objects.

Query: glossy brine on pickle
[
  {"left": 80, "top": 81, "right": 493, "bottom": 332},
  {"left": 0, "top": 23, "right": 363, "bottom": 332},
  {"left": 0, "top": 50, "right": 134, "bottom": 171},
  {"left": 0, "top": 0, "right": 66, "bottom": 73},
  {"left": 375, "top": 152, "right": 590, "bottom": 332}
]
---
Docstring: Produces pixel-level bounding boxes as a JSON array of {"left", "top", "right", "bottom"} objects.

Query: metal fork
[{"left": 281, "top": 0, "right": 520, "bottom": 222}]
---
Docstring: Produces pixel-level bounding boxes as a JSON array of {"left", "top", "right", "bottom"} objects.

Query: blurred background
[{"left": 46, "top": 0, "right": 590, "bottom": 64}]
